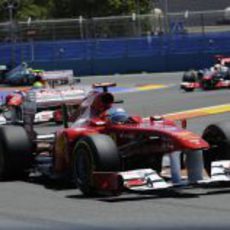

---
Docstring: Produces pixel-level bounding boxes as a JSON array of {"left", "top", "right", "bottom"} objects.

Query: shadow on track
[
  {"left": 24, "top": 174, "right": 230, "bottom": 201},
  {"left": 66, "top": 188, "right": 200, "bottom": 203},
  {"left": 27, "top": 174, "right": 76, "bottom": 191}
]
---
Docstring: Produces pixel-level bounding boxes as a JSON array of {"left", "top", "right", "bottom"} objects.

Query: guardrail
[{"left": 2, "top": 31, "right": 230, "bottom": 75}]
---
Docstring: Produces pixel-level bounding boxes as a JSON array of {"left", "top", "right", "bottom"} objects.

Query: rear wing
[
  {"left": 22, "top": 85, "right": 92, "bottom": 138},
  {"left": 215, "top": 55, "right": 230, "bottom": 66},
  {"left": 25, "top": 86, "right": 91, "bottom": 109},
  {"left": 42, "top": 70, "right": 75, "bottom": 86},
  {"left": 221, "top": 58, "right": 230, "bottom": 66}
]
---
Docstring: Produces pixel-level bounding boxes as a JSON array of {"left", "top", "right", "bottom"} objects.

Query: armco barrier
[{"left": 0, "top": 32, "right": 230, "bottom": 76}]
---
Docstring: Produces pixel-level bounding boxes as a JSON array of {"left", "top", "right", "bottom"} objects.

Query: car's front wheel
[
  {"left": 72, "top": 134, "right": 121, "bottom": 196},
  {"left": 0, "top": 125, "right": 33, "bottom": 179},
  {"left": 202, "top": 122, "right": 230, "bottom": 176}
]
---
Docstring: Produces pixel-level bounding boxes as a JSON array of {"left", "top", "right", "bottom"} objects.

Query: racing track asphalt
[{"left": 0, "top": 72, "right": 230, "bottom": 230}]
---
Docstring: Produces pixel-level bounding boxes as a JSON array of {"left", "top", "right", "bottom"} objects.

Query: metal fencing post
[
  {"left": 200, "top": 12, "right": 205, "bottom": 35},
  {"left": 2, "top": 0, "right": 19, "bottom": 67},
  {"left": 79, "top": 16, "right": 84, "bottom": 39}
]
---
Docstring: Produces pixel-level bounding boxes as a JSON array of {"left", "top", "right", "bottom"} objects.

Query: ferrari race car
[
  {"left": 1, "top": 83, "right": 92, "bottom": 124},
  {"left": 181, "top": 57, "right": 230, "bottom": 92},
  {"left": 0, "top": 83, "right": 229, "bottom": 197}
]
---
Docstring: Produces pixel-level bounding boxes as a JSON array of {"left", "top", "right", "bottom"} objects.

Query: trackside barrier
[{"left": 0, "top": 32, "right": 230, "bottom": 76}]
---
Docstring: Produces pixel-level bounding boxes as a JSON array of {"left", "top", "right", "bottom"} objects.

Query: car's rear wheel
[
  {"left": 201, "top": 79, "right": 214, "bottom": 90},
  {"left": 0, "top": 125, "right": 33, "bottom": 179},
  {"left": 182, "top": 70, "right": 197, "bottom": 82},
  {"left": 0, "top": 145, "right": 5, "bottom": 177},
  {"left": 72, "top": 134, "right": 121, "bottom": 196},
  {"left": 202, "top": 122, "right": 230, "bottom": 176}
]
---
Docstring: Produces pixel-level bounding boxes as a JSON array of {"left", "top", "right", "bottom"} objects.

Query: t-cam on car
[{"left": 0, "top": 83, "right": 230, "bottom": 196}]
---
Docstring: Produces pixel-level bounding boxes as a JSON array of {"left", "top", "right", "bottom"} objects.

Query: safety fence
[
  {"left": 0, "top": 10, "right": 229, "bottom": 41},
  {"left": 1, "top": 31, "right": 229, "bottom": 75},
  {"left": 0, "top": 10, "right": 230, "bottom": 75}
]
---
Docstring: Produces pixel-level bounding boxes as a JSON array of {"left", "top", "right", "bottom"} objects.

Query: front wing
[
  {"left": 180, "top": 82, "right": 200, "bottom": 90},
  {"left": 91, "top": 161, "right": 230, "bottom": 195}
]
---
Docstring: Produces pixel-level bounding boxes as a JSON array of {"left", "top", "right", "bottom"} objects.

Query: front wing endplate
[{"left": 119, "top": 169, "right": 171, "bottom": 191}]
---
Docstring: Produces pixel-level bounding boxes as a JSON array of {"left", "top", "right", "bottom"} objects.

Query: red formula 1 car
[
  {"left": 0, "top": 83, "right": 229, "bottom": 196},
  {"left": 181, "top": 57, "right": 230, "bottom": 92}
]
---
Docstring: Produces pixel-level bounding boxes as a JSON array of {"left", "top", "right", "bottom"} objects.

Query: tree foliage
[{"left": 0, "top": 0, "right": 152, "bottom": 22}]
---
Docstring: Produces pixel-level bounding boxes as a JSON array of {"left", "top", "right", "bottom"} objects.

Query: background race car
[
  {"left": 181, "top": 56, "right": 230, "bottom": 91},
  {"left": 1, "top": 61, "right": 76, "bottom": 87},
  {"left": 1, "top": 82, "right": 92, "bottom": 124},
  {"left": 2, "top": 62, "right": 44, "bottom": 86}
]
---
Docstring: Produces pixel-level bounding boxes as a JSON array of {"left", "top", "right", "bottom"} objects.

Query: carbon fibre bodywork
[{"left": 53, "top": 83, "right": 209, "bottom": 174}]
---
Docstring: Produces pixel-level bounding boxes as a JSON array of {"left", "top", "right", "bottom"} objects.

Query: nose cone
[{"left": 173, "top": 130, "right": 210, "bottom": 150}]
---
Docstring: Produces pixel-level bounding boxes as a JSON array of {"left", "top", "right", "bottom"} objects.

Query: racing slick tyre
[
  {"left": 72, "top": 134, "right": 121, "bottom": 196},
  {"left": 202, "top": 122, "right": 230, "bottom": 176},
  {"left": 182, "top": 70, "right": 197, "bottom": 82},
  {"left": 0, "top": 125, "right": 33, "bottom": 179},
  {"left": 181, "top": 71, "right": 196, "bottom": 92},
  {"left": 200, "top": 79, "right": 214, "bottom": 90}
]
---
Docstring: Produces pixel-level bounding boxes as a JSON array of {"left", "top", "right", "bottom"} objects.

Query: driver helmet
[
  {"left": 107, "top": 107, "right": 129, "bottom": 124},
  {"left": 214, "top": 64, "right": 221, "bottom": 71},
  {"left": 13, "top": 89, "right": 21, "bottom": 94},
  {"left": 33, "top": 81, "right": 44, "bottom": 88}
]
